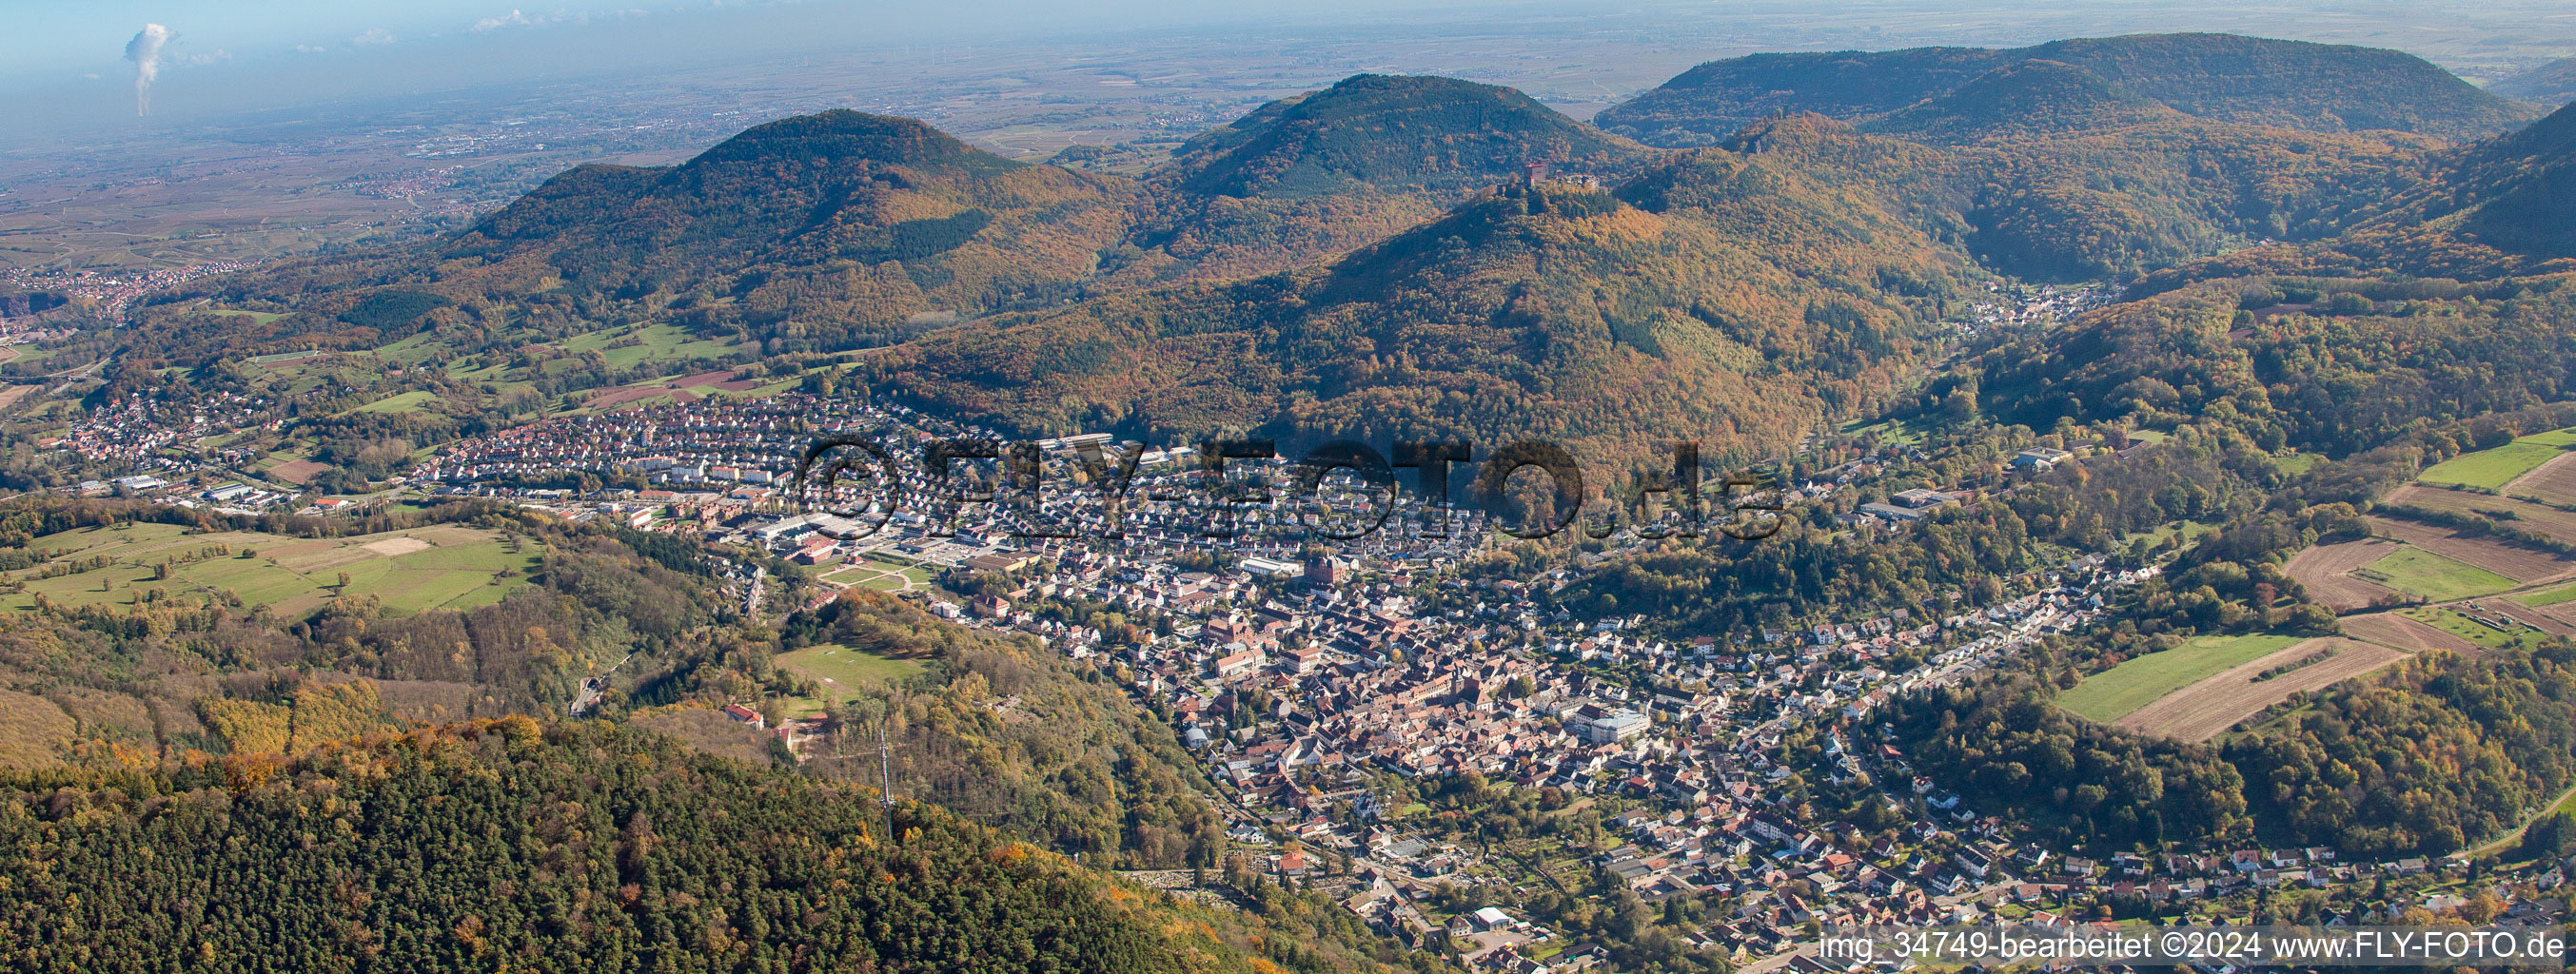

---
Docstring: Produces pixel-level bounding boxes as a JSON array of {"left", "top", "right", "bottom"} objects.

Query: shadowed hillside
[
  {"left": 1599, "top": 33, "right": 2540, "bottom": 146},
  {"left": 2493, "top": 55, "right": 2576, "bottom": 107}
]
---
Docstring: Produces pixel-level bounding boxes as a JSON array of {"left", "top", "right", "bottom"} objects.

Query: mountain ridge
[{"left": 1598, "top": 32, "right": 2543, "bottom": 146}]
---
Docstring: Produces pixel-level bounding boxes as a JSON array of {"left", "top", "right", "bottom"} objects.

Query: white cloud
[
  {"left": 471, "top": 7, "right": 645, "bottom": 31},
  {"left": 473, "top": 10, "right": 529, "bottom": 30},
  {"left": 349, "top": 28, "right": 397, "bottom": 46},
  {"left": 295, "top": 44, "right": 325, "bottom": 53},
  {"left": 185, "top": 49, "right": 231, "bottom": 66}
]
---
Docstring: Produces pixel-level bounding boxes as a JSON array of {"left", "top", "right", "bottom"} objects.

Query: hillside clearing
[
  {"left": 1, "top": 522, "right": 541, "bottom": 617},
  {"left": 2056, "top": 633, "right": 2305, "bottom": 724},
  {"left": 2118, "top": 637, "right": 2406, "bottom": 742},
  {"left": 2349, "top": 547, "right": 2517, "bottom": 602}
]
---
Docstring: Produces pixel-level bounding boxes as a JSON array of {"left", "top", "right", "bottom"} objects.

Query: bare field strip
[
  {"left": 265, "top": 459, "right": 326, "bottom": 484},
  {"left": 2340, "top": 612, "right": 2483, "bottom": 654},
  {"left": 2534, "top": 601, "right": 2576, "bottom": 631},
  {"left": 2120, "top": 638, "right": 2406, "bottom": 742},
  {"left": 2510, "top": 451, "right": 2576, "bottom": 508},
  {"left": 363, "top": 536, "right": 433, "bottom": 557},
  {"left": 2287, "top": 538, "right": 2403, "bottom": 610},
  {"left": 2368, "top": 516, "right": 2576, "bottom": 584},
  {"left": 2388, "top": 485, "right": 2576, "bottom": 543},
  {"left": 2485, "top": 599, "right": 2576, "bottom": 636}
]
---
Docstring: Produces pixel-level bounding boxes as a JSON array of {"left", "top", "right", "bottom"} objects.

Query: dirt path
[{"left": 2467, "top": 781, "right": 2576, "bottom": 858}]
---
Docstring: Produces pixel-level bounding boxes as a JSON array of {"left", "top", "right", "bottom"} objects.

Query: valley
[{"left": 5, "top": 14, "right": 2576, "bottom": 973}]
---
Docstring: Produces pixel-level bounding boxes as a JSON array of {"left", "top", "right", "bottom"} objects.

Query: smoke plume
[{"left": 125, "top": 24, "right": 173, "bottom": 116}]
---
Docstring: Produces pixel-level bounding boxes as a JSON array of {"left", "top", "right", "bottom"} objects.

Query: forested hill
[
  {"left": 2494, "top": 55, "right": 2576, "bottom": 107},
  {"left": 2123, "top": 100, "right": 2576, "bottom": 288},
  {"left": 2430, "top": 99, "right": 2576, "bottom": 260},
  {"left": 130, "top": 82, "right": 1650, "bottom": 357},
  {"left": 1104, "top": 74, "right": 1654, "bottom": 284},
  {"left": 438, "top": 109, "right": 1149, "bottom": 340},
  {"left": 0, "top": 718, "right": 1432, "bottom": 973},
  {"left": 1158, "top": 74, "right": 1644, "bottom": 199},
  {"left": 1856, "top": 60, "right": 2181, "bottom": 143},
  {"left": 875, "top": 127, "right": 1974, "bottom": 464},
  {"left": 1597, "top": 32, "right": 2541, "bottom": 146}
]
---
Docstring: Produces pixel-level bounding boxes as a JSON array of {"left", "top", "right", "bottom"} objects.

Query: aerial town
[{"left": 60, "top": 364, "right": 2556, "bottom": 972}]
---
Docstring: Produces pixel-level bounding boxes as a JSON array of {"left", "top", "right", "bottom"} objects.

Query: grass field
[
  {"left": 1839, "top": 417, "right": 1932, "bottom": 446},
  {"left": 776, "top": 642, "right": 924, "bottom": 718},
  {"left": 251, "top": 353, "right": 388, "bottom": 396},
  {"left": 2516, "top": 582, "right": 2576, "bottom": 608},
  {"left": 2125, "top": 520, "right": 2222, "bottom": 548},
  {"left": 2398, "top": 606, "right": 2540, "bottom": 653},
  {"left": 2350, "top": 547, "right": 2519, "bottom": 601},
  {"left": 373, "top": 331, "right": 454, "bottom": 367},
  {"left": 2271, "top": 451, "right": 2320, "bottom": 475},
  {"left": 822, "top": 559, "right": 933, "bottom": 593},
  {"left": 350, "top": 390, "right": 441, "bottom": 415},
  {"left": 2418, "top": 429, "right": 2576, "bottom": 490},
  {"left": 558, "top": 322, "right": 741, "bottom": 370},
  {"left": 2056, "top": 633, "right": 2306, "bottom": 723},
  {"left": 204, "top": 308, "right": 288, "bottom": 324},
  {"left": 2, "top": 521, "right": 542, "bottom": 617}
]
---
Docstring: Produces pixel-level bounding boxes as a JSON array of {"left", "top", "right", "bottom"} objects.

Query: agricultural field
[
  {"left": 2285, "top": 537, "right": 2404, "bottom": 611},
  {"left": 1, "top": 521, "right": 542, "bottom": 617},
  {"left": 2512, "top": 452, "right": 2576, "bottom": 508},
  {"left": 2056, "top": 633, "right": 2306, "bottom": 724},
  {"left": 262, "top": 457, "right": 329, "bottom": 484},
  {"left": 2419, "top": 440, "right": 2569, "bottom": 490},
  {"left": 576, "top": 366, "right": 794, "bottom": 413},
  {"left": 2397, "top": 605, "right": 2544, "bottom": 653},
  {"left": 2387, "top": 484, "right": 2576, "bottom": 544},
  {"left": 2478, "top": 598, "right": 2576, "bottom": 636},
  {"left": 2367, "top": 516, "right": 2576, "bottom": 584},
  {"left": 2337, "top": 612, "right": 2482, "bottom": 654},
  {"left": 2117, "top": 637, "right": 2406, "bottom": 742},
  {"left": 2516, "top": 581, "right": 2576, "bottom": 607},
  {"left": 2349, "top": 547, "right": 2519, "bottom": 602}
]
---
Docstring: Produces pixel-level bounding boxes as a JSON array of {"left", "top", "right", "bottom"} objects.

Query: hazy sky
[
  {"left": 12, "top": 0, "right": 662, "bottom": 76},
  {"left": 10, "top": 0, "right": 2569, "bottom": 139},
  {"left": 4, "top": 0, "right": 1546, "bottom": 129},
  {"left": 4, "top": 0, "right": 1502, "bottom": 83}
]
